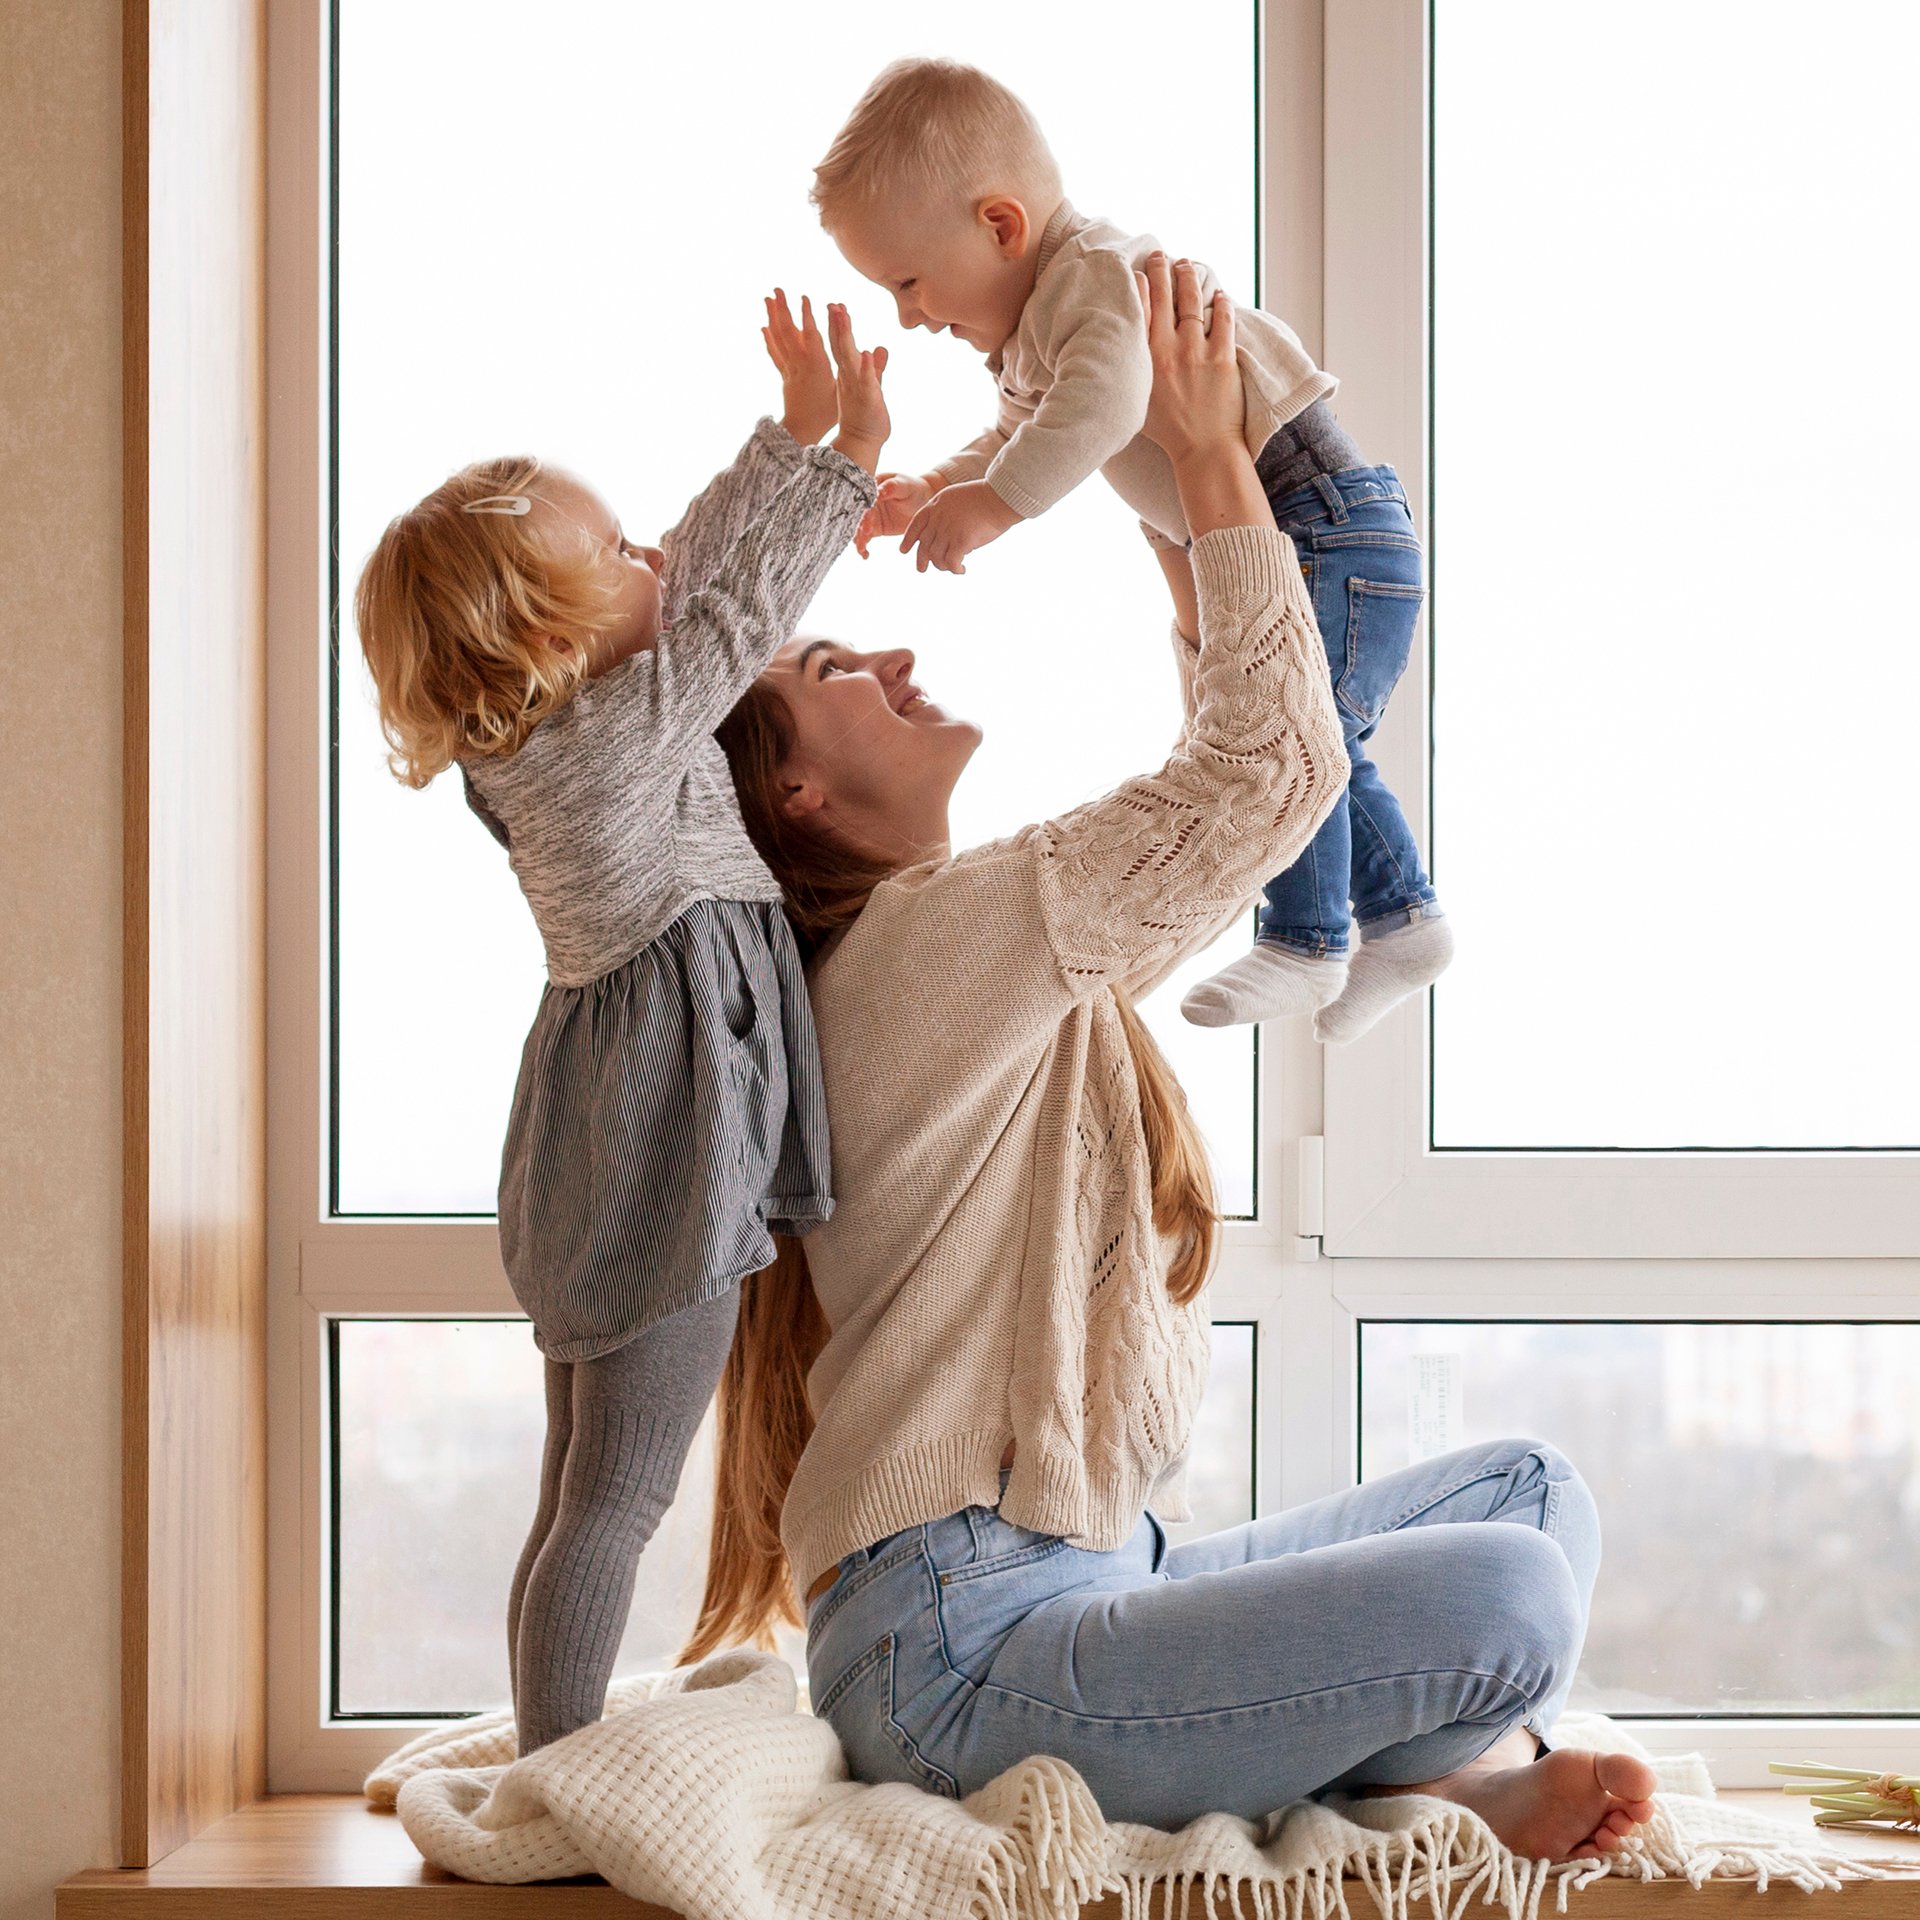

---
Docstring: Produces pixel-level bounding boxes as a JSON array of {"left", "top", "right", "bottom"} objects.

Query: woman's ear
[
  {"left": 978, "top": 195, "right": 1031, "bottom": 259},
  {"left": 779, "top": 773, "right": 826, "bottom": 824}
]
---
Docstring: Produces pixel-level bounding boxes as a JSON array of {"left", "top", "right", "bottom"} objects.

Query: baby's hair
[
  {"left": 354, "top": 456, "right": 621, "bottom": 788},
  {"left": 811, "top": 57, "right": 1062, "bottom": 228}
]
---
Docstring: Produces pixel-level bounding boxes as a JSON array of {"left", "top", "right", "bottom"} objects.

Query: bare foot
[{"left": 1416, "top": 1748, "right": 1659, "bottom": 1862}]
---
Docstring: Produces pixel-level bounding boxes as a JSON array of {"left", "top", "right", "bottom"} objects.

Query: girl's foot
[
  {"left": 1313, "top": 914, "right": 1454, "bottom": 1045},
  {"left": 1400, "top": 1745, "right": 1659, "bottom": 1863},
  {"left": 1181, "top": 945, "right": 1346, "bottom": 1028}
]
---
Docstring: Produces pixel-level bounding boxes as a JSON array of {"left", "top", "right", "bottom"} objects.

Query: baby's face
[{"left": 830, "top": 200, "right": 1034, "bottom": 355}]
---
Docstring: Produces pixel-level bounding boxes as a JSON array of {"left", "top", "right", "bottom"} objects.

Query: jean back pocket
[{"left": 813, "top": 1634, "right": 960, "bottom": 1799}]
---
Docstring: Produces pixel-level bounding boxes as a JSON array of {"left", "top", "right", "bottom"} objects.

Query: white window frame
[
  {"left": 1297, "top": 0, "right": 1920, "bottom": 1780},
  {"left": 1316, "top": 2, "right": 1920, "bottom": 1261},
  {"left": 264, "top": 0, "right": 1920, "bottom": 1792}
]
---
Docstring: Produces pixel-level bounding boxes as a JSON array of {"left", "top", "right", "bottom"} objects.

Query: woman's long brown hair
[{"left": 679, "top": 676, "right": 1218, "bottom": 1663}]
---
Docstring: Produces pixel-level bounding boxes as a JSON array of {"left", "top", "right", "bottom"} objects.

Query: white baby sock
[
  {"left": 1181, "top": 944, "right": 1349, "bottom": 1029},
  {"left": 1312, "top": 915, "right": 1455, "bottom": 1046}
]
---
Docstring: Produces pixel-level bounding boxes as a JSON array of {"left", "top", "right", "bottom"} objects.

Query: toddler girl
[{"left": 352, "top": 293, "right": 886, "bottom": 1752}]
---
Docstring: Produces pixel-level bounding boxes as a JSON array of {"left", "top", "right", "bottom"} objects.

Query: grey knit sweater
[{"left": 462, "top": 420, "right": 876, "bottom": 986}]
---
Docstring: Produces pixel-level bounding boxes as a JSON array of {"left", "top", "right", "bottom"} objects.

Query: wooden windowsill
[{"left": 56, "top": 1790, "right": 1920, "bottom": 1918}]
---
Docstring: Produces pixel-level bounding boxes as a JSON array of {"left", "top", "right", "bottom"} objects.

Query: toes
[{"left": 1595, "top": 1752, "right": 1660, "bottom": 1803}]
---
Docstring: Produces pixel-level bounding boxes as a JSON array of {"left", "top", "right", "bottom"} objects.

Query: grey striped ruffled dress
[{"left": 461, "top": 420, "right": 876, "bottom": 1361}]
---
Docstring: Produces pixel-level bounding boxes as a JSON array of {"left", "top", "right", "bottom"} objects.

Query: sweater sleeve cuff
[
  {"left": 801, "top": 441, "right": 880, "bottom": 506},
  {"left": 752, "top": 414, "right": 807, "bottom": 463},
  {"left": 986, "top": 466, "right": 1045, "bottom": 520},
  {"left": 1189, "top": 524, "right": 1298, "bottom": 610}
]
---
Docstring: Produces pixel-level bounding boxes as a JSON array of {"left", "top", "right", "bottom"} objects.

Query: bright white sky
[
  {"left": 336, "top": 0, "right": 1259, "bottom": 1215},
  {"left": 1430, "top": 2, "right": 1920, "bottom": 1147}
]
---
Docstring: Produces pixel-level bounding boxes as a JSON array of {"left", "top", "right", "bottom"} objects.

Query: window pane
[
  {"left": 331, "top": 1318, "right": 767, "bottom": 1716},
  {"left": 1430, "top": 5, "right": 1920, "bottom": 1147},
  {"left": 1360, "top": 1322, "right": 1920, "bottom": 1714},
  {"left": 335, "top": 1316, "right": 1257, "bottom": 1716},
  {"left": 1165, "top": 1321, "right": 1257, "bottom": 1547},
  {"left": 334, "top": 1, "right": 1259, "bottom": 1214}
]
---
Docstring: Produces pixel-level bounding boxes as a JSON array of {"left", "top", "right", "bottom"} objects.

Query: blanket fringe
[
  {"left": 1096, "top": 1796, "right": 1915, "bottom": 1920},
  {"left": 971, "top": 1758, "right": 1107, "bottom": 1920}
]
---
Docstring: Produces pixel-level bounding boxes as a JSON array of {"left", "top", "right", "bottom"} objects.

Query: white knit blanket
[{"left": 367, "top": 1651, "right": 1916, "bottom": 1920}]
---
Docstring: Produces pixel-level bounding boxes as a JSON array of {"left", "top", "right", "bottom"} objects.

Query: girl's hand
[
  {"left": 1135, "top": 253, "right": 1243, "bottom": 463},
  {"left": 855, "top": 471, "right": 939, "bottom": 558},
  {"left": 764, "top": 289, "right": 836, "bottom": 445},
  {"left": 825, "top": 302, "right": 890, "bottom": 474}
]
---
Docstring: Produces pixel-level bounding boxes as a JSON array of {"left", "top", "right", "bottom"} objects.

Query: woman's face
[{"left": 760, "top": 635, "right": 982, "bottom": 862}]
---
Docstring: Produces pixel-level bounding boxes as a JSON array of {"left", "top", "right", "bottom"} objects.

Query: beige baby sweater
[
  {"left": 781, "top": 526, "right": 1350, "bottom": 1597},
  {"left": 931, "top": 203, "right": 1338, "bottom": 544}
]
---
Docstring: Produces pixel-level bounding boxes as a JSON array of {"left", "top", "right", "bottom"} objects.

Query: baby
[{"left": 816, "top": 59, "right": 1451, "bottom": 1043}]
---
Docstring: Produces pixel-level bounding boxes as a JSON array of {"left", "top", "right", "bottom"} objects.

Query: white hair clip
[{"left": 462, "top": 494, "right": 532, "bottom": 516}]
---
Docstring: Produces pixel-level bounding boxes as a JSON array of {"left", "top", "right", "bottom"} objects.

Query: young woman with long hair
[{"left": 691, "top": 257, "right": 1657, "bottom": 1861}]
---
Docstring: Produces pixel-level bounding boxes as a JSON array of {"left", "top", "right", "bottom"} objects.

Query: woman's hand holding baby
[{"left": 1136, "top": 253, "right": 1272, "bottom": 540}]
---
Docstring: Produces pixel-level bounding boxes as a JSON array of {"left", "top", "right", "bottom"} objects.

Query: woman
[{"left": 693, "top": 257, "right": 1657, "bottom": 1860}]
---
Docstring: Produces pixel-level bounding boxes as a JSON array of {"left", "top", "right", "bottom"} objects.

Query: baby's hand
[
  {"left": 763, "top": 289, "right": 836, "bottom": 446},
  {"left": 856, "top": 473, "right": 938, "bottom": 558},
  {"left": 899, "top": 480, "right": 1021, "bottom": 576},
  {"left": 825, "top": 302, "right": 890, "bottom": 473}
]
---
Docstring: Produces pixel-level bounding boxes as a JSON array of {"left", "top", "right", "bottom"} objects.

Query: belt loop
[{"left": 1312, "top": 473, "right": 1349, "bottom": 524}]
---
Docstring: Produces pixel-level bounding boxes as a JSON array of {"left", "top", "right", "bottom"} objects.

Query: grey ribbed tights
[{"left": 506, "top": 1286, "right": 741, "bottom": 1755}]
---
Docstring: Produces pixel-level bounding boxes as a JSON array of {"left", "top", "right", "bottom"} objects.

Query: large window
[
  {"left": 281, "top": 0, "right": 1266, "bottom": 1760},
  {"left": 332, "top": 0, "right": 1261, "bottom": 1218},
  {"left": 1427, "top": 4, "right": 1920, "bottom": 1154},
  {"left": 1361, "top": 1322, "right": 1920, "bottom": 1716},
  {"left": 270, "top": 2, "right": 1920, "bottom": 1791},
  {"left": 1319, "top": 2, "right": 1920, "bottom": 1257}
]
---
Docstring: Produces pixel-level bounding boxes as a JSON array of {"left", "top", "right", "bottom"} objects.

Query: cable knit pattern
[
  {"left": 783, "top": 525, "right": 1349, "bottom": 1597},
  {"left": 462, "top": 420, "right": 876, "bottom": 986}
]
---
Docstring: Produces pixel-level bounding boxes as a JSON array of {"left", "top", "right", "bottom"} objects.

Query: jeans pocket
[
  {"left": 1336, "top": 577, "right": 1425, "bottom": 729},
  {"left": 935, "top": 1508, "right": 1070, "bottom": 1587},
  {"left": 813, "top": 1634, "right": 960, "bottom": 1798}
]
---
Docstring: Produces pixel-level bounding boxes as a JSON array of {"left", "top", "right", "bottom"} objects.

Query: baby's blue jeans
[
  {"left": 1256, "top": 463, "right": 1440, "bottom": 957},
  {"left": 807, "top": 1438, "right": 1597, "bottom": 1831}
]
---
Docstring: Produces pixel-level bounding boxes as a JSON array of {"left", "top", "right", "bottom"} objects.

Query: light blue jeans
[{"left": 807, "top": 1439, "right": 1598, "bottom": 1831}]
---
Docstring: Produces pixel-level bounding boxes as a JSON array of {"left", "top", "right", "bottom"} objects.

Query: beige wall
[{"left": 0, "top": 1, "right": 125, "bottom": 1916}]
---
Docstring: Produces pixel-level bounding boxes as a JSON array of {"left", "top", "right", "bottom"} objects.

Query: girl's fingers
[
  {"left": 873, "top": 343, "right": 888, "bottom": 376},
  {"left": 801, "top": 293, "right": 819, "bottom": 337},
  {"left": 826, "top": 301, "right": 855, "bottom": 369}
]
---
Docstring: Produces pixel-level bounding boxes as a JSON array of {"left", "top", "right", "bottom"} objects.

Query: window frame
[
  {"left": 266, "top": 0, "right": 1920, "bottom": 1792},
  {"left": 1315, "top": 1, "right": 1920, "bottom": 1261}
]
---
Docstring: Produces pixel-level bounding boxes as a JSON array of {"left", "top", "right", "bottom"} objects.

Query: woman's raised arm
[
  {"left": 1136, "top": 254, "right": 1274, "bottom": 540},
  {"left": 1025, "top": 258, "right": 1349, "bottom": 1003}
]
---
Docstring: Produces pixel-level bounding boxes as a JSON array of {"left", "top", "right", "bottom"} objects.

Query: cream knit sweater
[{"left": 782, "top": 526, "right": 1350, "bottom": 1597}]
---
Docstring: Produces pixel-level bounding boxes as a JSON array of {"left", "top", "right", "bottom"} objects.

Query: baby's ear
[{"left": 979, "top": 195, "right": 1031, "bottom": 256}]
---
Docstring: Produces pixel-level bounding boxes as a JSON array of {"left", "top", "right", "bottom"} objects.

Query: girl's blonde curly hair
[{"left": 353, "top": 456, "right": 623, "bottom": 787}]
